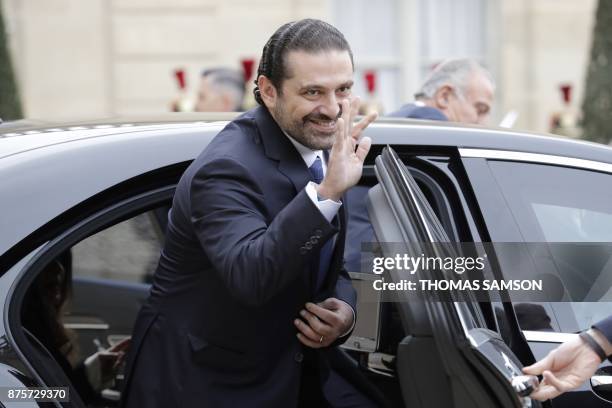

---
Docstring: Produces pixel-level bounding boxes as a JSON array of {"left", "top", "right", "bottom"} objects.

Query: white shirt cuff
[
  {"left": 305, "top": 182, "right": 341, "bottom": 223},
  {"left": 339, "top": 300, "right": 356, "bottom": 338}
]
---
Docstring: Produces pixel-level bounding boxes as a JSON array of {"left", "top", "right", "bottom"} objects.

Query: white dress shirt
[{"left": 284, "top": 134, "right": 342, "bottom": 221}]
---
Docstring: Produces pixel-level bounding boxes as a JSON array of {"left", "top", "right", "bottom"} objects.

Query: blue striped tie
[{"left": 308, "top": 156, "right": 333, "bottom": 291}]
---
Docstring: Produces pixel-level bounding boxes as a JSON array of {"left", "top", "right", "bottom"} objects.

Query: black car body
[{"left": 1, "top": 115, "right": 611, "bottom": 407}]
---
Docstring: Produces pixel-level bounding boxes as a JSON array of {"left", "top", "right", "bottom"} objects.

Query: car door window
[
  {"left": 72, "top": 210, "right": 164, "bottom": 283},
  {"left": 365, "top": 147, "right": 534, "bottom": 408},
  {"left": 67, "top": 208, "right": 164, "bottom": 356},
  {"left": 16, "top": 200, "right": 171, "bottom": 407},
  {"left": 345, "top": 160, "right": 460, "bottom": 274},
  {"left": 487, "top": 160, "right": 612, "bottom": 331},
  {"left": 489, "top": 161, "right": 612, "bottom": 243}
]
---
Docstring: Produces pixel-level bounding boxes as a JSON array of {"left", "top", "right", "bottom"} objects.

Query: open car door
[{"left": 367, "top": 147, "right": 543, "bottom": 408}]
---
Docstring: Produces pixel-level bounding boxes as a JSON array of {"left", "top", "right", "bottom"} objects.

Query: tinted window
[
  {"left": 490, "top": 161, "right": 612, "bottom": 242},
  {"left": 22, "top": 208, "right": 165, "bottom": 406},
  {"left": 489, "top": 161, "right": 612, "bottom": 330},
  {"left": 71, "top": 211, "right": 164, "bottom": 283}
]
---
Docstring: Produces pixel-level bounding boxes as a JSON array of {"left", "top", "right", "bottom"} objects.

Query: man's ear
[
  {"left": 257, "top": 75, "right": 278, "bottom": 109},
  {"left": 434, "top": 85, "right": 453, "bottom": 109}
]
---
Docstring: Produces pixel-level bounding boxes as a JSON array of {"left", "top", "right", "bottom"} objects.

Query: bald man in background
[
  {"left": 345, "top": 59, "right": 495, "bottom": 273},
  {"left": 388, "top": 58, "right": 494, "bottom": 125}
]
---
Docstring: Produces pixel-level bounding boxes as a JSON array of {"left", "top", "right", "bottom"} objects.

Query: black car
[{"left": 0, "top": 115, "right": 611, "bottom": 407}]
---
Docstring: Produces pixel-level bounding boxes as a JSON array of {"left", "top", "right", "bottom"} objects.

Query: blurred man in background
[
  {"left": 388, "top": 58, "right": 495, "bottom": 125},
  {"left": 345, "top": 59, "right": 495, "bottom": 273},
  {"left": 195, "top": 67, "right": 246, "bottom": 112}
]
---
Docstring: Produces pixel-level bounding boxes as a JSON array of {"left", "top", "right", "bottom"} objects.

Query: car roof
[
  {"left": 370, "top": 117, "right": 612, "bottom": 165},
  {"left": 0, "top": 119, "right": 227, "bottom": 256},
  {"left": 0, "top": 113, "right": 237, "bottom": 159},
  {"left": 1, "top": 114, "right": 611, "bottom": 256},
  {"left": 3, "top": 114, "right": 611, "bottom": 163},
  {"left": 0, "top": 112, "right": 238, "bottom": 132}
]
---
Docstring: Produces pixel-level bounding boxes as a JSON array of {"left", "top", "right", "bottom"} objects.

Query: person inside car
[{"left": 21, "top": 253, "right": 129, "bottom": 404}]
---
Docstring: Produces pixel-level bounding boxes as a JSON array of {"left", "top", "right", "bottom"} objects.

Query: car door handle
[
  {"left": 511, "top": 374, "right": 539, "bottom": 397},
  {"left": 591, "top": 375, "right": 612, "bottom": 392}
]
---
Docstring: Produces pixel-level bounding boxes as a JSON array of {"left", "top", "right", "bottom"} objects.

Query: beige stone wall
[
  {"left": 499, "top": 0, "right": 597, "bottom": 132},
  {"left": 1, "top": 0, "right": 600, "bottom": 133},
  {"left": 2, "top": 0, "right": 329, "bottom": 119},
  {"left": 2, "top": 0, "right": 111, "bottom": 120}
]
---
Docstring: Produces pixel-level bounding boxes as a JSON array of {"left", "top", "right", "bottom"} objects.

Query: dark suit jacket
[
  {"left": 121, "top": 106, "right": 356, "bottom": 408},
  {"left": 344, "top": 186, "right": 376, "bottom": 272},
  {"left": 387, "top": 103, "right": 448, "bottom": 121},
  {"left": 594, "top": 315, "right": 612, "bottom": 361}
]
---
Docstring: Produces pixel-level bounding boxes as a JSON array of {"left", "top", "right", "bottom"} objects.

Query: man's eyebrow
[
  {"left": 299, "top": 80, "right": 354, "bottom": 90},
  {"left": 299, "top": 84, "right": 325, "bottom": 90}
]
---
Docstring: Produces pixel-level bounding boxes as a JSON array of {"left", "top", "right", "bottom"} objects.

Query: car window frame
[
  {"left": 361, "top": 160, "right": 460, "bottom": 242},
  {"left": 370, "top": 146, "right": 527, "bottom": 407},
  {"left": 374, "top": 146, "right": 538, "bottom": 362}
]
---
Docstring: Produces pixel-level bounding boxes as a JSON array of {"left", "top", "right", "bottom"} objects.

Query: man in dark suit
[
  {"left": 387, "top": 58, "right": 494, "bottom": 125},
  {"left": 121, "top": 19, "right": 378, "bottom": 408},
  {"left": 524, "top": 315, "right": 612, "bottom": 401},
  {"left": 345, "top": 58, "right": 495, "bottom": 273}
]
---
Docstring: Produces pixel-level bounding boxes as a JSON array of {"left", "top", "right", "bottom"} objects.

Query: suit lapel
[
  {"left": 254, "top": 107, "right": 347, "bottom": 296},
  {"left": 254, "top": 106, "right": 311, "bottom": 193},
  {"left": 254, "top": 107, "right": 314, "bottom": 293}
]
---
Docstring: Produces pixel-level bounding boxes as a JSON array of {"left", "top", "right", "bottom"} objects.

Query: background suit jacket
[
  {"left": 594, "top": 315, "right": 612, "bottom": 362},
  {"left": 121, "top": 106, "right": 357, "bottom": 408},
  {"left": 387, "top": 102, "right": 448, "bottom": 121}
]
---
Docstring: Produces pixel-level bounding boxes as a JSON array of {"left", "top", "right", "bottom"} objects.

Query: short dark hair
[{"left": 253, "top": 19, "right": 354, "bottom": 105}]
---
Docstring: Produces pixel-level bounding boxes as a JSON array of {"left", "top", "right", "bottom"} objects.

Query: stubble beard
[{"left": 272, "top": 104, "right": 337, "bottom": 151}]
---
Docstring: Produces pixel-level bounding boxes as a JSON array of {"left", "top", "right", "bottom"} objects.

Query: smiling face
[{"left": 258, "top": 49, "right": 354, "bottom": 150}]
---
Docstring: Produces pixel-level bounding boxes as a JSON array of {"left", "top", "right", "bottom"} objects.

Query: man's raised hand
[{"left": 316, "top": 97, "right": 377, "bottom": 201}]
